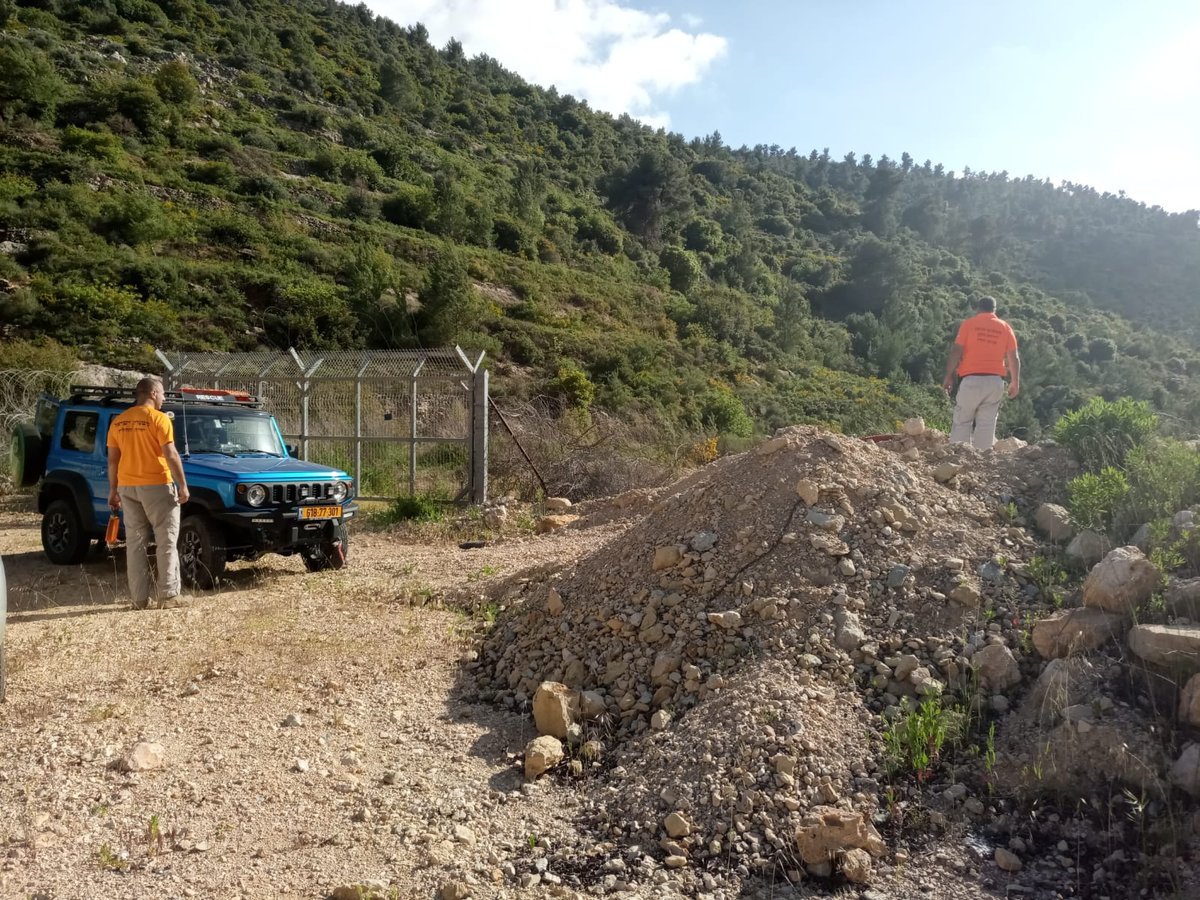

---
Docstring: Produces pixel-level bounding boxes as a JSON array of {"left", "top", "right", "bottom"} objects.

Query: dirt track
[{"left": 0, "top": 493, "right": 629, "bottom": 900}]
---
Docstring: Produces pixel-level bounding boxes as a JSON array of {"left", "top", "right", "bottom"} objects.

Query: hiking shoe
[{"left": 157, "top": 595, "right": 191, "bottom": 609}]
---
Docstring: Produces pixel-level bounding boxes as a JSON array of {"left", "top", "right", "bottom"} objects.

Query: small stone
[
  {"left": 995, "top": 848, "right": 1023, "bottom": 872},
  {"left": 122, "top": 741, "right": 166, "bottom": 772},
  {"left": 840, "top": 847, "right": 873, "bottom": 883},
  {"left": 294, "top": 758, "right": 309, "bottom": 773},
  {"left": 453, "top": 824, "right": 477, "bottom": 845},
  {"left": 547, "top": 588, "right": 564, "bottom": 616},
  {"left": 440, "top": 880, "right": 472, "bottom": 900},
  {"left": 796, "top": 479, "right": 820, "bottom": 506},
  {"left": 665, "top": 812, "right": 692, "bottom": 838},
  {"left": 544, "top": 497, "right": 573, "bottom": 513},
  {"left": 282, "top": 713, "right": 304, "bottom": 728},
  {"left": 933, "top": 462, "right": 963, "bottom": 483},
  {"left": 664, "top": 855, "right": 688, "bottom": 869},
  {"left": 524, "top": 736, "right": 564, "bottom": 780},
  {"left": 653, "top": 546, "right": 682, "bottom": 571},
  {"left": 691, "top": 531, "right": 718, "bottom": 553},
  {"left": 651, "top": 710, "right": 672, "bottom": 730},
  {"left": 707, "top": 610, "right": 743, "bottom": 630}
]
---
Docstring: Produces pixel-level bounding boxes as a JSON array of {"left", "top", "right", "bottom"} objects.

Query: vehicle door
[{"left": 54, "top": 408, "right": 107, "bottom": 529}]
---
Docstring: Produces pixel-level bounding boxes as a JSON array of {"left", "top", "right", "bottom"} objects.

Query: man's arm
[
  {"left": 1006, "top": 349, "right": 1021, "bottom": 399},
  {"left": 107, "top": 446, "right": 122, "bottom": 510},
  {"left": 163, "top": 442, "right": 191, "bottom": 504},
  {"left": 943, "top": 344, "right": 964, "bottom": 393}
]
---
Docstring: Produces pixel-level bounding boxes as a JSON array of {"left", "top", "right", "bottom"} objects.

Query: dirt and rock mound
[{"left": 467, "top": 425, "right": 1076, "bottom": 887}]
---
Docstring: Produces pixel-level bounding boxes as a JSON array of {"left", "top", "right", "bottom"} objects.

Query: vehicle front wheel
[
  {"left": 42, "top": 498, "right": 90, "bottom": 565},
  {"left": 301, "top": 522, "right": 349, "bottom": 572},
  {"left": 179, "top": 514, "right": 227, "bottom": 589}
]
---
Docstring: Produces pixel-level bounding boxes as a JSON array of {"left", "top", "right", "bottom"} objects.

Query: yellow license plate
[{"left": 301, "top": 506, "right": 341, "bottom": 519}]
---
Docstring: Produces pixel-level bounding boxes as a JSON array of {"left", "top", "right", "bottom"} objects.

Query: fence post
[
  {"left": 471, "top": 366, "right": 488, "bottom": 504},
  {"left": 355, "top": 356, "right": 370, "bottom": 492}
]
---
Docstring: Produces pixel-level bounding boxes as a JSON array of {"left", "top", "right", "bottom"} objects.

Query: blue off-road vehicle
[{"left": 10, "top": 385, "right": 357, "bottom": 587}]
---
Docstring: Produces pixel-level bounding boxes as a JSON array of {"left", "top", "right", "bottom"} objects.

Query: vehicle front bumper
[{"left": 215, "top": 503, "right": 357, "bottom": 553}]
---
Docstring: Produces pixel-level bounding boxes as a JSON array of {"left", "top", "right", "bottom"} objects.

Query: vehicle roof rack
[{"left": 66, "top": 385, "right": 263, "bottom": 409}]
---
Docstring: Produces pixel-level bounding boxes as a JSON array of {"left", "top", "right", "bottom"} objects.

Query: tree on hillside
[
  {"left": 0, "top": 38, "right": 64, "bottom": 122},
  {"left": 604, "top": 149, "right": 692, "bottom": 244}
]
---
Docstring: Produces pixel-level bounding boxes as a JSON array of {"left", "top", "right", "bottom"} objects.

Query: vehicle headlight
[
  {"left": 331, "top": 481, "right": 349, "bottom": 503},
  {"left": 246, "top": 483, "right": 268, "bottom": 507}
]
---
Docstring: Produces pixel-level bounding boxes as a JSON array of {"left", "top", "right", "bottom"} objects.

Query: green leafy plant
[
  {"left": 1068, "top": 467, "right": 1130, "bottom": 534},
  {"left": 883, "top": 697, "right": 960, "bottom": 782},
  {"left": 1026, "top": 554, "right": 1069, "bottom": 605},
  {"left": 1052, "top": 396, "right": 1157, "bottom": 472},
  {"left": 96, "top": 843, "right": 128, "bottom": 871}
]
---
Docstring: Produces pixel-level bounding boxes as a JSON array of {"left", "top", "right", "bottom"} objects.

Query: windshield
[{"left": 168, "top": 410, "right": 285, "bottom": 456}]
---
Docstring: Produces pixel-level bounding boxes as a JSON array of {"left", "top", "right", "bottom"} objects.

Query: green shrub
[
  {"left": 546, "top": 362, "right": 596, "bottom": 411},
  {"left": 698, "top": 387, "right": 753, "bottom": 438},
  {"left": 1123, "top": 439, "right": 1200, "bottom": 525},
  {"left": 1052, "top": 396, "right": 1157, "bottom": 471},
  {"left": 376, "top": 494, "right": 444, "bottom": 525},
  {"left": 0, "top": 37, "right": 64, "bottom": 122},
  {"left": 1068, "top": 467, "right": 1130, "bottom": 534},
  {"left": 153, "top": 60, "right": 198, "bottom": 106},
  {"left": 186, "top": 160, "right": 237, "bottom": 188},
  {"left": 61, "top": 126, "right": 124, "bottom": 162}
]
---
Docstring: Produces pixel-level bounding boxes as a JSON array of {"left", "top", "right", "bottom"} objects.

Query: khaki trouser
[
  {"left": 118, "top": 483, "right": 181, "bottom": 606},
  {"left": 950, "top": 375, "right": 1006, "bottom": 450}
]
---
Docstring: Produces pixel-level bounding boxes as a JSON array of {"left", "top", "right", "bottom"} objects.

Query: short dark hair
[
  {"left": 135, "top": 376, "right": 163, "bottom": 400},
  {"left": 977, "top": 295, "right": 997, "bottom": 313}
]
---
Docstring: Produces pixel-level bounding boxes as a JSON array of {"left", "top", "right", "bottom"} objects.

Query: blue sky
[{"left": 367, "top": 0, "right": 1200, "bottom": 212}]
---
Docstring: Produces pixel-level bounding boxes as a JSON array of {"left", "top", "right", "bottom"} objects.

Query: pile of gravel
[{"left": 467, "top": 425, "right": 1071, "bottom": 882}]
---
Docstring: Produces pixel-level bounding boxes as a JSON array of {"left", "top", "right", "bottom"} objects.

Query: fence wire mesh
[
  {"left": 157, "top": 349, "right": 487, "bottom": 502},
  {"left": 0, "top": 369, "right": 77, "bottom": 478}
]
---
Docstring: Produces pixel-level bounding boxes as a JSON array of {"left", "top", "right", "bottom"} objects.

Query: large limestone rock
[
  {"left": 1170, "top": 743, "right": 1200, "bottom": 797},
  {"left": 973, "top": 644, "right": 1022, "bottom": 691},
  {"left": 794, "top": 806, "right": 885, "bottom": 866},
  {"left": 1082, "top": 546, "right": 1159, "bottom": 614},
  {"left": 1067, "top": 530, "right": 1108, "bottom": 569},
  {"left": 1034, "top": 503, "right": 1074, "bottom": 542},
  {"left": 1179, "top": 674, "right": 1200, "bottom": 726},
  {"left": 1167, "top": 577, "right": 1200, "bottom": 619},
  {"left": 544, "top": 497, "right": 573, "bottom": 513},
  {"left": 532, "top": 682, "right": 578, "bottom": 738},
  {"left": 1031, "top": 607, "right": 1127, "bottom": 659},
  {"left": 524, "top": 735, "right": 564, "bottom": 780},
  {"left": 535, "top": 514, "right": 578, "bottom": 533},
  {"left": 1128, "top": 625, "right": 1200, "bottom": 671}
]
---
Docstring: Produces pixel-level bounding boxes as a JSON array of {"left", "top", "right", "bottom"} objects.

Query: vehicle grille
[{"left": 270, "top": 482, "right": 338, "bottom": 504}]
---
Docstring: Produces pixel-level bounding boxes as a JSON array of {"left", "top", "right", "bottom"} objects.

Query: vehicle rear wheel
[
  {"left": 10, "top": 422, "right": 47, "bottom": 488},
  {"left": 42, "top": 498, "right": 90, "bottom": 565},
  {"left": 179, "top": 514, "right": 227, "bottom": 589},
  {"left": 301, "top": 522, "right": 348, "bottom": 572}
]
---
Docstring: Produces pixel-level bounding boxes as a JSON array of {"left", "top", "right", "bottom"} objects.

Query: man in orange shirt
[
  {"left": 107, "top": 377, "right": 191, "bottom": 609},
  {"left": 942, "top": 296, "right": 1021, "bottom": 450}
]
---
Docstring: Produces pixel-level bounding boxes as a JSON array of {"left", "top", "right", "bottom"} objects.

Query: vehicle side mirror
[{"left": 286, "top": 443, "right": 299, "bottom": 457}]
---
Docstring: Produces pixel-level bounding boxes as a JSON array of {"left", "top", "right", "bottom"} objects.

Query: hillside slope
[{"left": 2, "top": 0, "right": 1199, "bottom": 443}]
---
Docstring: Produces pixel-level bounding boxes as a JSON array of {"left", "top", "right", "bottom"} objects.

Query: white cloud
[{"left": 364, "top": 0, "right": 727, "bottom": 127}]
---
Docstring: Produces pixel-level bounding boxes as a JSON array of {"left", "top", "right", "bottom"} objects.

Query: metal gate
[{"left": 155, "top": 348, "right": 488, "bottom": 503}]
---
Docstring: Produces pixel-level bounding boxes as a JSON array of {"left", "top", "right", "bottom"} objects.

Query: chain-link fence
[
  {"left": 157, "top": 348, "right": 489, "bottom": 502},
  {"left": 0, "top": 369, "right": 77, "bottom": 478}
]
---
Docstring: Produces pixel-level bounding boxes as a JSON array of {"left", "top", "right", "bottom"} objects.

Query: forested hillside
[{"left": 2, "top": 0, "right": 1199, "bottom": 444}]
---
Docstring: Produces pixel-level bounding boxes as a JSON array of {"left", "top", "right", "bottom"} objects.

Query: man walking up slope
[{"left": 943, "top": 296, "right": 1020, "bottom": 450}]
